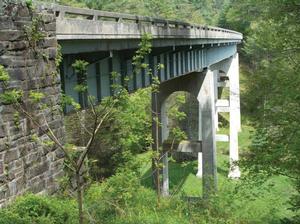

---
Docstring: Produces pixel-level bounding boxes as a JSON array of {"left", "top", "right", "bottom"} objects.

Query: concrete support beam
[
  {"left": 196, "top": 103, "right": 203, "bottom": 178},
  {"left": 214, "top": 70, "right": 219, "bottom": 131},
  {"left": 196, "top": 152, "right": 203, "bottom": 178},
  {"left": 151, "top": 91, "right": 170, "bottom": 196},
  {"left": 161, "top": 100, "right": 169, "bottom": 196},
  {"left": 216, "top": 134, "right": 229, "bottom": 142},
  {"left": 176, "top": 140, "right": 202, "bottom": 153},
  {"left": 162, "top": 152, "right": 169, "bottom": 196},
  {"left": 228, "top": 53, "right": 241, "bottom": 178},
  {"left": 198, "top": 69, "right": 217, "bottom": 195},
  {"left": 216, "top": 99, "right": 230, "bottom": 112},
  {"left": 151, "top": 92, "right": 161, "bottom": 194},
  {"left": 217, "top": 81, "right": 230, "bottom": 87}
]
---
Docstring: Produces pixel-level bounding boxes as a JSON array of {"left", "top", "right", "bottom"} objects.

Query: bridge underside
[
  {"left": 50, "top": 1, "right": 242, "bottom": 197},
  {"left": 151, "top": 53, "right": 240, "bottom": 196},
  {"left": 60, "top": 40, "right": 241, "bottom": 196},
  {"left": 61, "top": 42, "right": 237, "bottom": 110}
]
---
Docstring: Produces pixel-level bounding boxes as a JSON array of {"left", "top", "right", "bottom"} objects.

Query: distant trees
[
  {"left": 82, "top": 0, "right": 206, "bottom": 24},
  {"left": 42, "top": 0, "right": 233, "bottom": 25},
  {"left": 221, "top": 0, "right": 300, "bottom": 221}
]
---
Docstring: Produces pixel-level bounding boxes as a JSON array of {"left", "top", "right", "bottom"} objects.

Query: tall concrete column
[
  {"left": 197, "top": 69, "right": 218, "bottom": 195},
  {"left": 161, "top": 100, "right": 169, "bottom": 142},
  {"left": 161, "top": 100, "right": 169, "bottom": 196},
  {"left": 196, "top": 103, "right": 203, "bottom": 178},
  {"left": 214, "top": 70, "right": 219, "bottom": 131},
  {"left": 228, "top": 53, "right": 241, "bottom": 178},
  {"left": 161, "top": 152, "right": 169, "bottom": 196},
  {"left": 151, "top": 92, "right": 169, "bottom": 196},
  {"left": 151, "top": 92, "right": 161, "bottom": 194}
]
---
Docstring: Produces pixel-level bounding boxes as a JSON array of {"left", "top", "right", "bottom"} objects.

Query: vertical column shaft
[
  {"left": 161, "top": 100, "right": 169, "bottom": 196},
  {"left": 196, "top": 102, "right": 203, "bottom": 178},
  {"left": 151, "top": 92, "right": 161, "bottom": 193},
  {"left": 228, "top": 53, "right": 241, "bottom": 178},
  {"left": 214, "top": 71, "right": 219, "bottom": 131},
  {"left": 198, "top": 69, "right": 218, "bottom": 195},
  {"left": 152, "top": 92, "right": 169, "bottom": 196},
  {"left": 162, "top": 152, "right": 169, "bottom": 196}
]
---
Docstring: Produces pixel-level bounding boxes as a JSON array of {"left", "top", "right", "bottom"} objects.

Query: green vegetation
[
  {"left": 221, "top": 1, "right": 300, "bottom": 222},
  {"left": 1, "top": 0, "right": 299, "bottom": 223},
  {"left": 42, "top": 0, "right": 229, "bottom": 25},
  {"left": 0, "top": 138, "right": 294, "bottom": 223}
]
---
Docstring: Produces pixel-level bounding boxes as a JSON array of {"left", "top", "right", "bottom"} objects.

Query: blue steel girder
[{"left": 62, "top": 44, "right": 237, "bottom": 111}]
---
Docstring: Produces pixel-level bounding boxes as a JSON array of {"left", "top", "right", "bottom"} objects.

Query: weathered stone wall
[{"left": 0, "top": 3, "right": 64, "bottom": 207}]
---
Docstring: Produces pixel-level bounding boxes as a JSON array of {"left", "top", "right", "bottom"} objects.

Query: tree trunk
[{"left": 76, "top": 172, "right": 84, "bottom": 224}]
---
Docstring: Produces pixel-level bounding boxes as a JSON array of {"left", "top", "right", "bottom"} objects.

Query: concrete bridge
[{"left": 41, "top": 4, "right": 242, "bottom": 195}]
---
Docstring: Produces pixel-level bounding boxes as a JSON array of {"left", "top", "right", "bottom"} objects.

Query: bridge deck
[{"left": 38, "top": 4, "right": 242, "bottom": 43}]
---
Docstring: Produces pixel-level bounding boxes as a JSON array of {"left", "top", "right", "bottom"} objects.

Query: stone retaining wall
[{"left": 0, "top": 3, "right": 64, "bottom": 207}]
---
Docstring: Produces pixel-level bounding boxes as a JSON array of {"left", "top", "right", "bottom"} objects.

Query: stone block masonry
[{"left": 0, "top": 3, "right": 64, "bottom": 207}]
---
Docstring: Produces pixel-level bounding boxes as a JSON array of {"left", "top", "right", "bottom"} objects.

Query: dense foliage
[
  {"left": 0, "top": 153, "right": 291, "bottom": 224},
  {"left": 65, "top": 88, "right": 152, "bottom": 179},
  {"left": 43, "top": 0, "right": 229, "bottom": 25},
  {"left": 0, "top": 194, "right": 77, "bottom": 224},
  {"left": 221, "top": 0, "right": 300, "bottom": 222}
]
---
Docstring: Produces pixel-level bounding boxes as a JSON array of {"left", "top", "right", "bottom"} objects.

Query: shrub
[
  {"left": 0, "top": 210, "right": 30, "bottom": 224},
  {"left": 0, "top": 194, "right": 77, "bottom": 224},
  {"left": 65, "top": 88, "right": 151, "bottom": 179},
  {"left": 84, "top": 167, "right": 190, "bottom": 224}
]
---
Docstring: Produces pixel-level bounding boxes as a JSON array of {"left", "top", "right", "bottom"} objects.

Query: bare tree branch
[
  {"left": 76, "top": 111, "right": 92, "bottom": 137},
  {"left": 76, "top": 100, "right": 116, "bottom": 172},
  {"left": 14, "top": 102, "right": 77, "bottom": 168}
]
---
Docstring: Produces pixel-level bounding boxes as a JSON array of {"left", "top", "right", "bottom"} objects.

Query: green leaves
[
  {"left": 29, "top": 91, "right": 45, "bottom": 103},
  {"left": 55, "top": 44, "right": 63, "bottom": 67},
  {"left": 0, "top": 89, "right": 23, "bottom": 104},
  {"left": 132, "top": 34, "right": 153, "bottom": 88},
  {"left": 74, "top": 84, "right": 88, "bottom": 93},
  {"left": 25, "top": 0, "right": 34, "bottom": 11},
  {"left": 72, "top": 60, "right": 89, "bottom": 75},
  {"left": 223, "top": 0, "right": 300, "bottom": 219},
  {"left": 61, "top": 94, "right": 81, "bottom": 110},
  {"left": 72, "top": 60, "right": 89, "bottom": 98},
  {"left": 24, "top": 16, "right": 45, "bottom": 50},
  {"left": 0, "top": 65, "right": 10, "bottom": 84}
]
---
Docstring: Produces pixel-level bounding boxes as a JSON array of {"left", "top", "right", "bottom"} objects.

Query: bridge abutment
[{"left": 0, "top": 3, "right": 64, "bottom": 207}]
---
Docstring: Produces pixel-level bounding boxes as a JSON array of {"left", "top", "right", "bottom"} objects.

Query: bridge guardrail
[{"left": 37, "top": 3, "right": 243, "bottom": 41}]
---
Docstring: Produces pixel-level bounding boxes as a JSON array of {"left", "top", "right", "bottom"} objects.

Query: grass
[
  {"left": 139, "top": 121, "right": 257, "bottom": 197},
  {"left": 138, "top": 120, "right": 295, "bottom": 222}
]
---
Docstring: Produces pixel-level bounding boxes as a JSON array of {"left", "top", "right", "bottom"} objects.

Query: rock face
[{"left": 0, "top": 3, "right": 64, "bottom": 207}]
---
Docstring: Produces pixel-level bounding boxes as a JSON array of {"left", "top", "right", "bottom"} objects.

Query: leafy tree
[
  {"left": 64, "top": 87, "right": 152, "bottom": 180},
  {"left": 222, "top": 0, "right": 300, "bottom": 221},
  {"left": 0, "top": 59, "right": 119, "bottom": 224}
]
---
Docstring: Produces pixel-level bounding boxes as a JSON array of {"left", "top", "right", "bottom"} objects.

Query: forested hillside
[
  {"left": 221, "top": 1, "right": 300, "bottom": 222},
  {"left": 44, "top": 0, "right": 229, "bottom": 25}
]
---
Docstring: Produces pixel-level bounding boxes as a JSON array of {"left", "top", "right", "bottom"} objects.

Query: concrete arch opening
[
  {"left": 152, "top": 70, "right": 217, "bottom": 197},
  {"left": 161, "top": 91, "right": 199, "bottom": 145},
  {"left": 160, "top": 90, "right": 203, "bottom": 195}
]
